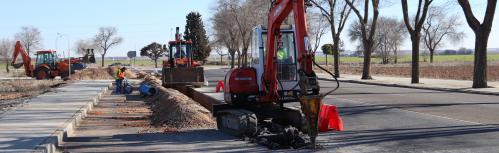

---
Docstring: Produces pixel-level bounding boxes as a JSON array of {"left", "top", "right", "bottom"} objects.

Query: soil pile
[
  {"left": 72, "top": 67, "right": 138, "bottom": 80},
  {"left": 72, "top": 68, "right": 115, "bottom": 80},
  {"left": 142, "top": 76, "right": 215, "bottom": 130},
  {"left": 109, "top": 66, "right": 137, "bottom": 79}
]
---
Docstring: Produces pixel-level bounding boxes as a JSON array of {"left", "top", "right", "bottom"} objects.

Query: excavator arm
[
  {"left": 262, "top": 0, "right": 316, "bottom": 102},
  {"left": 11, "top": 41, "right": 33, "bottom": 77},
  {"left": 262, "top": 0, "right": 323, "bottom": 146}
]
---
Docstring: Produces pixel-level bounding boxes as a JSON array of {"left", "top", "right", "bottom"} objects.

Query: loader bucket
[
  {"left": 162, "top": 67, "right": 205, "bottom": 88},
  {"left": 299, "top": 94, "right": 324, "bottom": 148}
]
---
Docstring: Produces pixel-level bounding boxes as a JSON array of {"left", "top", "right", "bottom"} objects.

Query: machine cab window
[
  {"left": 36, "top": 51, "right": 57, "bottom": 67},
  {"left": 259, "top": 29, "right": 297, "bottom": 81}
]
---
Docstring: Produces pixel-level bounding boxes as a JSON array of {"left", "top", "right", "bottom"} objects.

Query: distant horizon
[{"left": 1, "top": 0, "right": 498, "bottom": 57}]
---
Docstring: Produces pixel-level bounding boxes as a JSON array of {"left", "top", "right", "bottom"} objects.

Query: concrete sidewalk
[
  {"left": 0, "top": 80, "right": 111, "bottom": 153},
  {"left": 318, "top": 73, "right": 499, "bottom": 95}
]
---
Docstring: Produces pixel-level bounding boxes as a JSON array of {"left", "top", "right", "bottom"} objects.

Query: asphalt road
[
  {"left": 63, "top": 68, "right": 499, "bottom": 153},
  {"left": 205, "top": 68, "right": 499, "bottom": 153}
]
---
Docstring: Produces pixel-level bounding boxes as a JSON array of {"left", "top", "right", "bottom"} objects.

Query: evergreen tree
[
  {"left": 321, "top": 44, "right": 334, "bottom": 66},
  {"left": 184, "top": 12, "right": 211, "bottom": 63}
]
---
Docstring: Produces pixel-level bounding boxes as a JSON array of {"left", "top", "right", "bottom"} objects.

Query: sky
[{"left": 0, "top": 0, "right": 498, "bottom": 57}]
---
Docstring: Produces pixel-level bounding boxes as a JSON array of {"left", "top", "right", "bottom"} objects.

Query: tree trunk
[
  {"left": 242, "top": 48, "right": 248, "bottom": 67},
  {"left": 154, "top": 60, "right": 158, "bottom": 68},
  {"left": 394, "top": 50, "right": 398, "bottom": 64},
  {"left": 101, "top": 54, "right": 105, "bottom": 67},
  {"left": 361, "top": 43, "right": 373, "bottom": 80},
  {"left": 411, "top": 34, "right": 420, "bottom": 83},
  {"left": 325, "top": 54, "right": 328, "bottom": 66},
  {"left": 230, "top": 52, "right": 235, "bottom": 68},
  {"left": 430, "top": 49, "right": 434, "bottom": 63},
  {"left": 472, "top": 30, "right": 490, "bottom": 88},
  {"left": 237, "top": 51, "right": 241, "bottom": 68},
  {"left": 5, "top": 60, "right": 9, "bottom": 73},
  {"left": 220, "top": 55, "right": 223, "bottom": 65},
  {"left": 333, "top": 35, "right": 341, "bottom": 78}
]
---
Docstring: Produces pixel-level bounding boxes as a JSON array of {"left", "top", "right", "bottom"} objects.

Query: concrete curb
[
  {"left": 319, "top": 78, "right": 499, "bottom": 96},
  {"left": 34, "top": 83, "right": 112, "bottom": 153},
  {"left": 176, "top": 86, "right": 222, "bottom": 111}
]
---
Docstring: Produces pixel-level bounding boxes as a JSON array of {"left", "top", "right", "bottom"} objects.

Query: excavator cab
[
  {"left": 35, "top": 51, "right": 57, "bottom": 67},
  {"left": 226, "top": 25, "right": 301, "bottom": 104}
]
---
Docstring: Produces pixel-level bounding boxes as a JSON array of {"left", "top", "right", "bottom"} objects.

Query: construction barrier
[{"left": 319, "top": 104, "right": 344, "bottom": 132}]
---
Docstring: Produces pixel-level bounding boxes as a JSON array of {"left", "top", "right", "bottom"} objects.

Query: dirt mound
[
  {"left": 143, "top": 76, "right": 215, "bottom": 130},
  {"left": 72, "top": 68, "right": 115, "bottom": 80},
  {"left": 72, "top": 67, "right": 138, "bottom": 80},
  {"left": 137, "top": 71, "right": 147, "bottom": 79},
  {"left": 109, "top": 66, "right": 137, "bottom": 79}
]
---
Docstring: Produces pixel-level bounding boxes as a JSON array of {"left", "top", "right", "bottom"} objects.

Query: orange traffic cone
[
  {"left": 216, "top": 80, "right": 225, "bottom": 93},
  {"left": 319, "top": 104, "right": 344, "bottom": 132}
]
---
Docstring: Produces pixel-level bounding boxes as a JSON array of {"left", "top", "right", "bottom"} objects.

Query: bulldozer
[
  {"left": 162, "top": 27, "right": 204, "bottom": 88},
  {"left": 11, "top": 41, "right": 72, "bottom": 80}
]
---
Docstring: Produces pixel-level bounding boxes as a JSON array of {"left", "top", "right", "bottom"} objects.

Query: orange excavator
[
  {"left": 214, "top": 0, "right": 339, "bottom": 148},
  {"left": 11, "top": 41, "right": 71, "bottom": 80}
]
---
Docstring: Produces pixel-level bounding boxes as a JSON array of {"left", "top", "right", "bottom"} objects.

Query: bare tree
[
  {"left": 401, "top": 0, "right": 434, "bottom": 83},
  {"left": 376, "top": 17, "right": 406, "bottom": 64},
  {"left": 14, "top": 26, "right": 42, "bottom": 56},
  {"left": 93, "top": 27, "right": 123, "bottom": 67},
  {"left": 75, "top": 39, "right": 97, "bottom": 56},
  {"left": 346, "top": 0, "right": 380, "bottom": 79},
  {"left": 457, "top": 0, "right": 497, "bottom": 88},
  {"left": 310, "top": 0, "right": 353, "bottom": 77},
  {"left": 217, "top": 0, "right": 269, "bottom": 67},
  {"left": 422, "top": 6, "right": 464, "bottom": 63},
  {"left": 212, "top": 6, "right": 241, "bottom": 68},
  {"left": 0, "top": 39, "right": 14, "bottom": 73},
  {"left": 212, "top": 42, "right": 227, "bottom": 65},
  {"left": 307, "top": 11, "right": 330, "bottom": 54}
]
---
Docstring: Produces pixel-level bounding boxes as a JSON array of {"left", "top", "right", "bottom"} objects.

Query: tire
[{"left": 34, "top": 67, "right": 50, "bottom": 80}]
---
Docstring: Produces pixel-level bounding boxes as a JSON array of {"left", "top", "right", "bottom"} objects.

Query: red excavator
[
  {"left": 162, "top": 27, "right": 204, "bottom": 88},
  {"left": 11, "top": 41, "right": 71, "bottom": 80},
  {"left": 214, "top": 0, "right": 338, "bottom": 148}
]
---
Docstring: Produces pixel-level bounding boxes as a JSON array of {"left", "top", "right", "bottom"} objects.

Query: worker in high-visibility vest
[{"left": 115, "top": 66, "right": 127, "bottom": 94}]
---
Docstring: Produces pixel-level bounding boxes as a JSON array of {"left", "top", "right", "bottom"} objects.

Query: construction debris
[
  {"left": 142, "top": 76, "right": 216, "bottom": 130},
  {"left": 252, "top": 122, "right": 312, "bottom": 150}
]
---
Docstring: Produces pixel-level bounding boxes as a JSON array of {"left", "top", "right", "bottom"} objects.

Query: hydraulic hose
[{"left": 312, "top": 54, "right": 340, "bottom": 96}]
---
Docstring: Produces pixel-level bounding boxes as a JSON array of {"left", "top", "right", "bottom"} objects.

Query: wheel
[{"left": 34, "top": 67, "right": 50, "bottom": 80}]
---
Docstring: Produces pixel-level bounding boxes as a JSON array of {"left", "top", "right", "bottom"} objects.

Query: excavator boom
[
  {"left": 263, "top": 0, "right": 322, "bottom": 147},
  {"left": 11, "top": 41, "right": 33, "bottom": 77}
]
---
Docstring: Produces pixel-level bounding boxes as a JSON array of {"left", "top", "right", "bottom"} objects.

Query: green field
[
  {"left": 95, "top": 54, "right": 499, "bottom": 68},
  {"left": 314, "top": 54, "right": 499, "bottom": 64}
]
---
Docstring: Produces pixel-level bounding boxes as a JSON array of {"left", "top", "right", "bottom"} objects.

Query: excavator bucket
[
  {"left": 299, "top": 94, "right": 324, "bottom": 148},
  {"left": 12, "top": 63, "right": 24, "bottom": 69}
]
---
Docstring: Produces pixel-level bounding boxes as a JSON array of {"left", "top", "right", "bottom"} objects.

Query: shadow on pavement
[{"left": 321, "top": 124, "right": 499, "bottom": 147}]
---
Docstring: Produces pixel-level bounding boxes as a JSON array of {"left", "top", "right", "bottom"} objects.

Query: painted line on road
[{"left": 331, "top": 96, "right": 485, "bottom": 125}]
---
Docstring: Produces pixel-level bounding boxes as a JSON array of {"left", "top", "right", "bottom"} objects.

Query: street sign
[{"left": 127, "top": 51, "right": 137, "bottom": 58}]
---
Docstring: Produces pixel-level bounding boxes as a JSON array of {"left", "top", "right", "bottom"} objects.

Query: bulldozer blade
[
  {"left": 162, "top": 67, "right": 204, "bottom": 88},
  {"left": 299, "top": 94, "right": 324, "bottom": 148}
]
